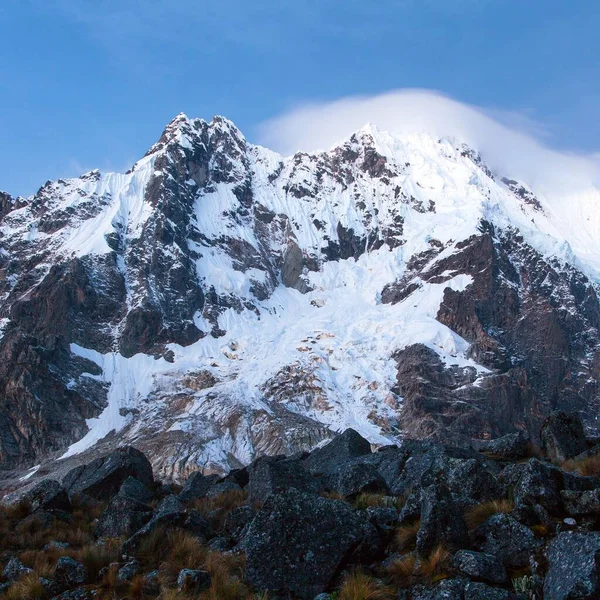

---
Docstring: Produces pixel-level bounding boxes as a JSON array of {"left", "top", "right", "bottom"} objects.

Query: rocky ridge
[{"left": 1, "top": 413, "right": 600, "bottom": 598}]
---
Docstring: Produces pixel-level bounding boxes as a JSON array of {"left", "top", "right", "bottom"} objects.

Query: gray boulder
[
  {"left": 244, "top": 488, "right": 378, "bottom": 599},
  {"left": 541, "top": 411, "right": 587, "bottom": 462},
  {"left": 544, "top": 532, "right": 600, "bottom": 600},
  {"left": 324, "top": 461, "right": 388, "bottom": 498},
  {"left": 117, "top": 476, "right": 153, "bottom": 504},
  {"left": 464, "top": 582, "right": 512, "bottom": 600},
  {"left": 475, "top": 513, "right": 540, "bottom": 568},
  {"left": 561, "top": 489, "right": 600, "bottom": 517},
  {"left": 94, "top": 496, "right": 153, "bottom": 538},
  {"left": 205, "top": 480, "right": 242, "bottom": 498},
  {"left": 224, "top": 505, "right": 255, "bottom": 541},
  {"left": 22, "top": 479, "right": 71, "bottom": 512},
  {"left": 474, "top": 431, "right": 530, "bottom": 460},
  {"left": 416, "top": 482, "right": 469, "bottom": 556},
  {"left": 121, "top": 494, "right": 187, "bottom": 555},
  {"left": 303, "top": 428, "right": 371, "bottom": 476},
  {"left": 182, "top": 509, "right": 213, "bottom": 541},
  {"left": 177, "top": 568, "right": 211, "bottom": 592},
  {"left": 247, "top": 455, "right": 320, "bottom": 504},
  {"left": 446, "top": 458, "right": 503, "bottom": 503},
  {"left": 117, "top": 560, "right": 140, "bottom": 582},
  {"left": 513, "top": 458, "right": 562, "bottom": 513},
  {"left": 3, "top": 556, "right": 33, "bottom": 581},
  {"left": 411, "top": 578, "right": 467, "bottom": 599},
  {"left": 53, "top": 556, "right": 86, "bottom": 588},
  {"left": 178, "top": 471, "right": 220, "bottom": 503},
  {"left": 62, "top": 446, "right": 153, "bottom": 501},
  {"left": 453, "top": 550, "right": 507, "bottom": 585}
]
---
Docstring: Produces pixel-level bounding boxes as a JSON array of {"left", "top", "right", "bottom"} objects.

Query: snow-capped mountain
[{"left": 1, "top": 114, "right": 599, "bottom": 480}]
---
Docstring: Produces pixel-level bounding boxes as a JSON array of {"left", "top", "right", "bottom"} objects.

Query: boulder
[
  {"left": 63, "top": 446, "right": 153, "bottom": 501},
  {"left": 182, "top": 509, "right": 213, "bottom": 541},
  {"left": 512, "top": 458, "right": 562, "bottom": 513},
  {"left": 446, "top": 459, "right": 503, "bottom": 503},
  {"left": 117, "top": 476, "right": 153, "bottom": 504},
  {"left": 369, "top": 440, "right": 481, "bottom": 496},
  {"left": 544, "top": 532, "right": 600, "bottom": 600},
  {"left": 464, "top": 582, "right": 513, "bottom": 600},
  {"left": 474, "top": 431, "right": 531, "bottom": 460},
  {"left": 208, "top": 536, "right": 231, "bottom": 552},
  {"left": 95, "top": 496, "right": 153, "bottom": 538},
  {"left": 177, "top": 568, "right": 211, "bottom": 592},
  {"left": 561, "top": 489, "right": 600, "bottom": 517},
  {"left": 453, "top": 550, "right": 507, "bottom": 585},
  {"left": 411, "top": 578, "right": 467, "bottom": 599},
  {"left": 303, "top": 429, "right": 372, "bottom": 476},
  {"left": 475, "top": 513, "right": 540, "bottom": 568},
  {"left": 22, "top": 479, "right": 71, "bottom": 512},
  {"left": 324, "top": 461, "right": 388, "bottom": 498},
  {"left": 117, "top": 560, "right": 140, "bottom": 582},
  {"left": 541, "top": 411, "right": 587, "bottom": 462},
  {"left": 204, "top": 480, "right": 242, "bottom": 498},
  {"left": 247, "top": 456, "right": 320, "bottom": 504},
  {"left": 3, "top": 556, "right": 33, "bottom": 581},
  {"left": 365, "top": 506, "right": 399, "bottom": 530},
  {"left": 416, "top": 482, "right": 469, "bottom": 556},
  {"left": 178, "top": 472, "right": 220, "bottom": 503},
  {"left": 224, "top": 505, "right": 255, "bottom": 541},
  {"left": 121, "top": 494, "right": 187, "bottom": 555},
  {"left": 221, "top": 466, "right": 249, "bottom": 488},
  {"left": 244, "top": 488, "right": 378, "bottom": 599},
  {"left": 53, "top": 556, "right": 86, "bottom": 588}
]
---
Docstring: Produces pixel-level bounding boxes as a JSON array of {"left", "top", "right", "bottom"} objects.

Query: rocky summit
[
  {"left": 0, "top": 114, "right": 599, "bottom": 485},
  {"left": 1, "top": 417, "right": 600, "bottom": 598}
]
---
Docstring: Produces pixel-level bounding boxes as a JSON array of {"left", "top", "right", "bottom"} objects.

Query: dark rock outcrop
[
  {"left": 544, "top": 532, "right": 600, "bottom": 600},
  {"left": 541, "top": 411, "right": 587, "bottom": 462},
  {"left": 247, "top": 455, "right": 320, "bottom": 504},
  {"left": 53, "top": 556, "right": 86, "bottom": 588},
  {"left": 63, "top": 446, "right": 153, "bottom": 500},
  {"left": 94, "top": 496, "right": 153, "bottom": 538},
  {"left": 475, "top": 513, "right": 540, "bottom": 568},
  {"left": 453, "top": 550, "right": 507, "bottom": 585},
  {"left": 303, "top": 429, "right": 372, "bottom": 476},
  {"left": 22, "top": 479, "right": 71, "bottom": 512},
  {"left": 244, "top": 487, "right": 378, "bottom": 599},
  {"left": 416, "top": 482, "right": 469, "bottom": 556}
]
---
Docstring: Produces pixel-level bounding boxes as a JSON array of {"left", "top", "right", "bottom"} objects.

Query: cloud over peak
[{"left": 257, "top": 89, "right": 600, "bottom": 196}]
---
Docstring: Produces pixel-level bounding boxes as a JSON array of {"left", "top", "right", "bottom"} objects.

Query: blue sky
[{"left": 1, "top": 0, "right": 599, "bottom": 196}]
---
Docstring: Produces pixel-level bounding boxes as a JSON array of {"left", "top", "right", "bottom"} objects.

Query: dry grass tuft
[
  {"left": 338, "top": 570, "right": 395, "bottom": 600},
  {"left": 386, "top": 554, "right": 416, "bottom": 586},
  {"left": 420, "top": 544, "right": 450, "bottom": 582},
  {"left": 4, "top": 571, "right": 46, "bottom": 600},
  {"left": 561, "top": 454, "right": 600, "bottom": 477},
  {"left": 395, "top": 520, "right": 420, "bottom": 551},
  {"left": 464, "top": 498, "right": 514, "bottom": 531}
]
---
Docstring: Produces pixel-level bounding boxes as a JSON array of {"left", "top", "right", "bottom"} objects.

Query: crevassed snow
[{"left": 62, "top": 243, "right": 480, "bottom": 458}]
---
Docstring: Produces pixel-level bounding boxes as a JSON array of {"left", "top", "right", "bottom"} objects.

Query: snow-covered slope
[{"left": 0, "top": 114, "right": 598, "bottom": 479}]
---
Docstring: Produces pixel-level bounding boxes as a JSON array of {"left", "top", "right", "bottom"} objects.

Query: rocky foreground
[{"left": 2, "top": 412, "right": 600, "bottom": 599}]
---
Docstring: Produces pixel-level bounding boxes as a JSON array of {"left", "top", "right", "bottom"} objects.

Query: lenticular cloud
[{"left": 257, "top": 89, "right": 600, "bottom": 196}]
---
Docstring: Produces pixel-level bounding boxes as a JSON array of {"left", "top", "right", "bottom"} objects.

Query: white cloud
[{"left": 256, "top": 89, "right": 600, "bottom": 196}]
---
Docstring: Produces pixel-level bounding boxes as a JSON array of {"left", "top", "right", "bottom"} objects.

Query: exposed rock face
[
  {"left": 0, "top": 114, "right": 599, "bottom": 479},
  {"left": 3, "top": 429, "right": 600, "bottom": 598},
  {"left": 244, "top": 488, "right": 378, "bottom": 599},
  {"left": 544, "top": 532, "right": 600, "bottom": 600},
  {"left": 62, "top": 446, "right": 153, "bottom": 500},
  {"left": 541, "top": 411, "right": 588, "bottom": 462}
]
